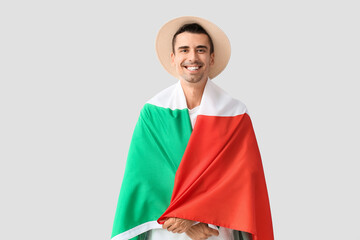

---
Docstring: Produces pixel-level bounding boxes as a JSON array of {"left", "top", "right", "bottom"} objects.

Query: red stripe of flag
[{"left": 158, "top": 113, "right": 274, "bottom": 240}]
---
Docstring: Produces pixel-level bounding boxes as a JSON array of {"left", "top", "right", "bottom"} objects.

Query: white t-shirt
[{"left": 188, "top": 105, "right": 200, "bottom": 129}]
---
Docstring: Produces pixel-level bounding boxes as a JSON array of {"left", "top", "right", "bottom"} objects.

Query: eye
[
  {"left": 197, "top": 49, "right": 206, "bottom": 53},
  {"left": 180, "top": 49, "right": 188, "bottom": 53}
]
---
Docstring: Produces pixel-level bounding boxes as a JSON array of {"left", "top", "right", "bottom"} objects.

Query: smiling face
[{"left": 171, "top": 32, "right": 214, "bottom": 84}]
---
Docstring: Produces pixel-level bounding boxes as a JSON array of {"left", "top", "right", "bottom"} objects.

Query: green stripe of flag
[{"left": 111, "top": 103, "right": 192, "bottom": 239}]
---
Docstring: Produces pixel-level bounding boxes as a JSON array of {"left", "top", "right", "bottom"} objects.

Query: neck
[{"left": 179, "top": 78, "right": 208, "bottom": 109}]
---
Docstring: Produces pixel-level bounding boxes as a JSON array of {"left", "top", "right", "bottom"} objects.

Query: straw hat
[{"left": 155, "top": 16, "right": 231, "bottom": 79}]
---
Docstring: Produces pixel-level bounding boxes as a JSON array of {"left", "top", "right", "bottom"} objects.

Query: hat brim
[{"left": 155, "top": 16, "right": 231, "bottom": 80}]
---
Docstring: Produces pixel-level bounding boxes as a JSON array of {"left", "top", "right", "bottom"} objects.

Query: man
[{"left": 111, "top": 16, "right": 274, "bottom": 240}]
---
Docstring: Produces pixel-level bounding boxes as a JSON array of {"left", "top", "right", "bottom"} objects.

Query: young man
[{"left": 111, "top": 16, "right": 274, "bottom": 240}]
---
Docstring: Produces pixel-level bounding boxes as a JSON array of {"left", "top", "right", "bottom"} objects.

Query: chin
[{"left": 182, "top": 75, "right": 205, "bottom": 84}]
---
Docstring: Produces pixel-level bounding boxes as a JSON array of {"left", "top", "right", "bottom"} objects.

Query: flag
[{"left": 111, "top": 79, "right": 273, "bottom": 240}]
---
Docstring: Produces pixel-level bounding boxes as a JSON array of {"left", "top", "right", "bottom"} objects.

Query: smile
[{"left": 184, "top": 66, "right": 202, "bottom": 71}]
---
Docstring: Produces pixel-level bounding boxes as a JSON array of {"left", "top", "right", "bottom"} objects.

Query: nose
[{"left": 188, "top": 49, "right": 198, "bottom": 62}]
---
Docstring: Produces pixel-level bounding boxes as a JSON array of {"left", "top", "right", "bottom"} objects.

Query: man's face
[{"left": 171, "top": 32, "right": 214, "bottom": 84}]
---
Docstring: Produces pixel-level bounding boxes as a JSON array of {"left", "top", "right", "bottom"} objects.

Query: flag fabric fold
[{"left": 111, "top": 79, "right": 273, "bottom": 240}]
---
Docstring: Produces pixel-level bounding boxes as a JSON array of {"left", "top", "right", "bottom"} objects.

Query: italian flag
[{"left": 111, "top": 79, "right": 273, "bottom": 240}]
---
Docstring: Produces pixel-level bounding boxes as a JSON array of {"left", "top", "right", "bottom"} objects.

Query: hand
[
  {"left": 185, "top": 223, "right": 219, "bottom": 240},
  {"left": 162, "top": 217, "right": 196, "bottom": 233}
]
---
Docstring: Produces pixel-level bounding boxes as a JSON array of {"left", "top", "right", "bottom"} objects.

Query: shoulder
[
  {"left": 136, "top": 82, "right": 178, "bottom": 118},
  {"left": 145, "top": 82, "right": 186, "bottom": 110},
  {"left": 200, "top": 80, "right": 248, "bottom": 116}
]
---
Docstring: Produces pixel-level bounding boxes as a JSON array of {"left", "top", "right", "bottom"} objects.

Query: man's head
[
  {"left": 155, "top": 16, "right": 231, "bottom": 80},
  {"left": 171, "top": 23, "right": 215, "bottom": 84}
]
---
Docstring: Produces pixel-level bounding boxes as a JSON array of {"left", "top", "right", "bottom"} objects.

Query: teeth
[{"left": 187, "top": 66, "right": 199, "bottom": 71}]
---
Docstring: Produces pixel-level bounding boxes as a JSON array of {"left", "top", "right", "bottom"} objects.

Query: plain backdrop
[{"left": 1, "top": 0, "right": 359, "bottom": 239}]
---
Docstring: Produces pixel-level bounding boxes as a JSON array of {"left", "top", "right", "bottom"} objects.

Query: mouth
[{"left": 184, "top": 65, "right": 202, "bottom": 72}]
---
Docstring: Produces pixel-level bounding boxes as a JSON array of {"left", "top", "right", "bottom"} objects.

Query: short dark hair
[{"left": 172, "top": 23, "right": 214, "bottom": 54}]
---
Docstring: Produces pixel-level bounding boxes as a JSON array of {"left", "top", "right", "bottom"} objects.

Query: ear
[
  {"left": 171, "top": 52, "right": 175, "bottom": 66},
  {"left": 210, "top": 52, "right": 215, "bottom": 66}
]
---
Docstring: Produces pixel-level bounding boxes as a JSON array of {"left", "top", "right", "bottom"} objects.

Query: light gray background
[{"left": 1, "top": 0, "right": 359, "bottom": 239}]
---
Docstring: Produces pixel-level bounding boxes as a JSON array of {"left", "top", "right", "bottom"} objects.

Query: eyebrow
[{"left": 177, "top": 45, "right": 208, "bottom": 50}]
